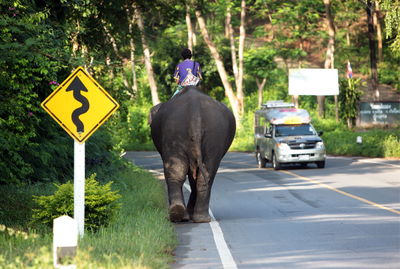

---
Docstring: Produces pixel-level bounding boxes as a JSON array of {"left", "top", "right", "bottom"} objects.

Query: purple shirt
[{"left": 174, "top": 59, "right": 202, "bottom": 84}]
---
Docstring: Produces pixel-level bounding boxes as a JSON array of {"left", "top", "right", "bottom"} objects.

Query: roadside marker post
[
  {"left": 41, "top": 66, "right": 119, "bottom": 239},
  {"left": 53, "top": 215, "right": 78, "bottom": 268}
]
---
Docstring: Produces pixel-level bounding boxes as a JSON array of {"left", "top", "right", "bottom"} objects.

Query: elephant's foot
[
  {"left": 169, "top": 204, "right": 188, "bottom": 222},
  {"left": 192, "top": 213, "right": 211, "bottom": 223}
]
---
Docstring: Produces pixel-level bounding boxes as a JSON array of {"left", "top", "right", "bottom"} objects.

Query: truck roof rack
[{"left": 261, "top": 100, "right": 295, "bottom": 109}]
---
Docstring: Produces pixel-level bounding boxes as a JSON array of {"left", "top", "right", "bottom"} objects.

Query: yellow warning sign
[{"left": 41, "top": 66, "right": 119, "bottom": 143}]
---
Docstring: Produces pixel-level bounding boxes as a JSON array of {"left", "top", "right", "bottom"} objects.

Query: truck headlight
[
  {"left": 316, "top": 141, "right": 325, "bottom": 149},
  {"left": 277, "top": 143, "right": 291, "bottom": 151}
]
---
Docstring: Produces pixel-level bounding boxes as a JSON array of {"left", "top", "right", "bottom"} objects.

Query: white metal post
[{"left": 74, "top": 141, "right": 85, "bottom": 237}]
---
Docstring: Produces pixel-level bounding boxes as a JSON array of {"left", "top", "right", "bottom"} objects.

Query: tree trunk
[
  {"left": 322, "top": 0, "right": 336, "bottom": 120},
  {"left": 71, "top": 20, "right": 80, "bottom": 57},
  {"left": 192, "top": 21, "right": 197, "bottom": 47},
  {"left": 225, "top": 1, "right": 246, "bottom": 115},
  {"left": 374, "top": 0, "right": 383, "bottom": 61},
  {"left": 225, "top": 9, "right": 230, "bottom": 38},
  {"left": 323, "top": 0, "right": 335, "bottom": 69},
  {"left": 226, "top": 5, "right": 239, "bottom": 88},
  {"left": 126, "top": 5, "right": 138, "bottom": 94},
  {"left": 186, "top": 4, "right": 193, "bottom": 51},
  {"left": 366, "top": 0, "right": 379, "bottom": 100},
  {"left": 237, "top": 0, "right": 246, "bottom": 114},
  {"left": 195, "top": 10, "right": 240, "bottom": 124},
  {"left": 292, "top": 96, "right": 299, "bottom": 108},
  {"left": 345, "top": 6, "right": 351, "bottom": 46},
  {"left": 105, "top": 55, "right": 114, "bottom": 79},
  {"left": 135, "top": 4, "right": 160, "bottom": 105},
  {"left": 256, "top": 78, "right": 266, "bottom": 107},
  {"left": 102, "top": 21, "right": 133, "bottom": 98},
  {"left": 268, "top": 14, "right": 274, "bottom": 40}
]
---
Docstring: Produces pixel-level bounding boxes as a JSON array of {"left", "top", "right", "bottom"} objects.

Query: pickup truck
[{"left": 254, "top": 101, "right": 326, "bottom": 169}]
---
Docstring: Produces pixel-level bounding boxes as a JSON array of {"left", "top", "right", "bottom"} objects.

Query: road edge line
[{"left": 184, "top": 183, "right": 238, "bottom": 269}]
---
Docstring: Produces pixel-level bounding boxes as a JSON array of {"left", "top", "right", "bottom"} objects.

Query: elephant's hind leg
[
  {"left": 192, "top": 172, "right": 212, "bottom": 223},
  {"left": 192, "top": 162, "right": 219, "bottom": 223},
  {"left": 169, "top": 203, "right": 186, "bottom": 222},
  {"left": 164, "top": 158, "right": 189, "bottom": 222},
  {"left": 166, "top": 179, "right": 190, "bottom": 222}
]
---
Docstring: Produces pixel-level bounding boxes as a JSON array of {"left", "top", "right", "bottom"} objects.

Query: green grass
[
  {"left": 321, "top": 127, "right": 400, "bottom": 158},
  {"left": 0, "top": 163, "right": 177, "bottom": 269}
]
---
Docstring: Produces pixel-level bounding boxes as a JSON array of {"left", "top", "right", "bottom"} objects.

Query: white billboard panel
[{"left": 289, "top": 69, "right": 339, "bottom": 96}]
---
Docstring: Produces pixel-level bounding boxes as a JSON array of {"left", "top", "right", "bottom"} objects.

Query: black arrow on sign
[{"left": 66, "top": 76, "right": 89, "bottom": 133}]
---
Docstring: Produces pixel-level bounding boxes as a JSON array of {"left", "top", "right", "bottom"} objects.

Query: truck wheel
[
  {"left": 256, "top": 151, "right": 266, "bottom": 168},
  {"left": 316, "top": 161, "right": 325, "bottom": 168},
  {"left": 272, "top": 153, "right": 281, "bottom": 170}
]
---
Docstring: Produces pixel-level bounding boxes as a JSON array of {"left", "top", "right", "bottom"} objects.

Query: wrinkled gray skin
[{"left": 149, "top": 86, "right": 236, "bottom": 223}]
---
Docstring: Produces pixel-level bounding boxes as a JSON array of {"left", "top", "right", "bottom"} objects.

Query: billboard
[{"left": 289, "top": 69, "right": 339, "bottom": 96}]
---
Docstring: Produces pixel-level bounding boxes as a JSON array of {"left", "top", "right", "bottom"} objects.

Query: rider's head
[{"left": 181, "top": 48, "right": 192, "bottom": 60}]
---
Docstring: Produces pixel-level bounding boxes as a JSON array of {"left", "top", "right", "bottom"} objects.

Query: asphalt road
[{"left": 124, "top": 151, "right": 400, "bottom": 269}]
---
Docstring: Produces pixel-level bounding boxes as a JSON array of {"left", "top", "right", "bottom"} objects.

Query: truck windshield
[{"left": 275, "top": 124, "right": 316, "bottom": 137}]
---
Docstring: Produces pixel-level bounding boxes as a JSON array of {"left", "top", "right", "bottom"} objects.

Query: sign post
[
  {"left": 41, "top": 67, "right": 119, "bottom": 238},
  {"left": 74, "top": 141, "right": 85, "bottom": 236}
]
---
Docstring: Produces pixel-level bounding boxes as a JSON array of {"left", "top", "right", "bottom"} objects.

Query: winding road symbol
[
  {"left": 66, "top": 76, "right": 90, "bottom": 133},
  {"left": 41, "top": 66, "right": 119, "bottom": 143}
]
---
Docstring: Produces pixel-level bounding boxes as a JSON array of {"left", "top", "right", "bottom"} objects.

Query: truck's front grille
[{"left": 289, "top": 143, "right": 316, "bottom": 149}]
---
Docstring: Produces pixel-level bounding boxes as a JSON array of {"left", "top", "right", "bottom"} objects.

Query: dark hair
[{"left": 181, "top": 48, "right": 192, "bottom": 59}]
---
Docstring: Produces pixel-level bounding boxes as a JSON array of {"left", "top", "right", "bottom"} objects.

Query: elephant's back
[{"left": 150, "top": 87, "right": 235, "bottom": 156}]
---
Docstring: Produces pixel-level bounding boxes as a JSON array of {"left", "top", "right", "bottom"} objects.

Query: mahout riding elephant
[{"left": 149, "top": 86, "right": 236, "bottom": 223}]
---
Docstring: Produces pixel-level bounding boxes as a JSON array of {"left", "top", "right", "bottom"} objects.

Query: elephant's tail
[{"left": 189, "top": 110, "right": 209, "bottom": 184}]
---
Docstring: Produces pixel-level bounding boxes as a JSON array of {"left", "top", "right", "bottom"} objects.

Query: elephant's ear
[{"left": 148, "top": 103, "right": 163, "bottom": 125}]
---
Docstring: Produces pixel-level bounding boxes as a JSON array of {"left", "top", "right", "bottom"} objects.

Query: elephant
[{"left": 149, "top": 86, "right": 236, "bottom": 223}]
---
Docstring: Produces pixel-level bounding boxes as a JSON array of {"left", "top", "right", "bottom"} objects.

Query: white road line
[
  {"left": 149, "top": 169, "right": 237, "bottom": 268},
  {"left": 326, "top": 156, "right": 400, "bottom": 168},
  {"left": 355, "top": 159, "right": 400, "bottom": 168},
  {"left": 183, "top": 182, "right": 238, "bottom": 269}
]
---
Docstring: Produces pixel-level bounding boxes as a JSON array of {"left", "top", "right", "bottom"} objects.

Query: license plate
[{"left": 299, "top": 155, "right": 310, "bottom": 160}]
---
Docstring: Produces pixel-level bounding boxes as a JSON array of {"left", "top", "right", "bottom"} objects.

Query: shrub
[
  {"left": 32, "top": 174, "right": 121, "bottom": 231},
  {"left": 383, "top": 134, "right": 400, "bottom": 157}
]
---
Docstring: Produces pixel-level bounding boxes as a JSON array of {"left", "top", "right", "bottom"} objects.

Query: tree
[
  {"left": 126, "top": 4, "right": 138, "bottom": 94},
  {"left": 195, "top": 9, "right": 241, "bottom": 124},
  {"left": 134, "top": 2, "right": 160, "bottom": 105},
  {"left": 380, "top": 0, "right": 400, "bottom": 56},
  {"left": 101, "top": 19, "right": 133, "bottom": 98},
  {"left": 186, "top": 4, "right": 194, "bottom": 51},
  {"left": 322, "top": 0, "right": 338, "bottom": 120},
  {"left": 374, "top": 0, "right": 383, "bottom": 61},
  {"left": 244, "top": 47, "right": 277, "bottom": 107},
  {"left": 339, "top": 78, "right": 363, "bottom": 128},
  {"left": 237, "top": 0, "right": 246, "bottom": 114},
  {"left": 365, "top": 0, "right": 380, "bottom": 100}
]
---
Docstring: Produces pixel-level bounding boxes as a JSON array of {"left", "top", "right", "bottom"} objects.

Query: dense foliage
[{"left": 1, "top": 0, "right": 399, "bottom": 183}]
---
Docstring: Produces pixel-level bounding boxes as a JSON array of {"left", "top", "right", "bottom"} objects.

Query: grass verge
[
  {"left": 0, "top": 162, "right": 177, "bottom": 269},
  {"left": 322, "top": 127, "right": 400, "bottom": 158}
]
